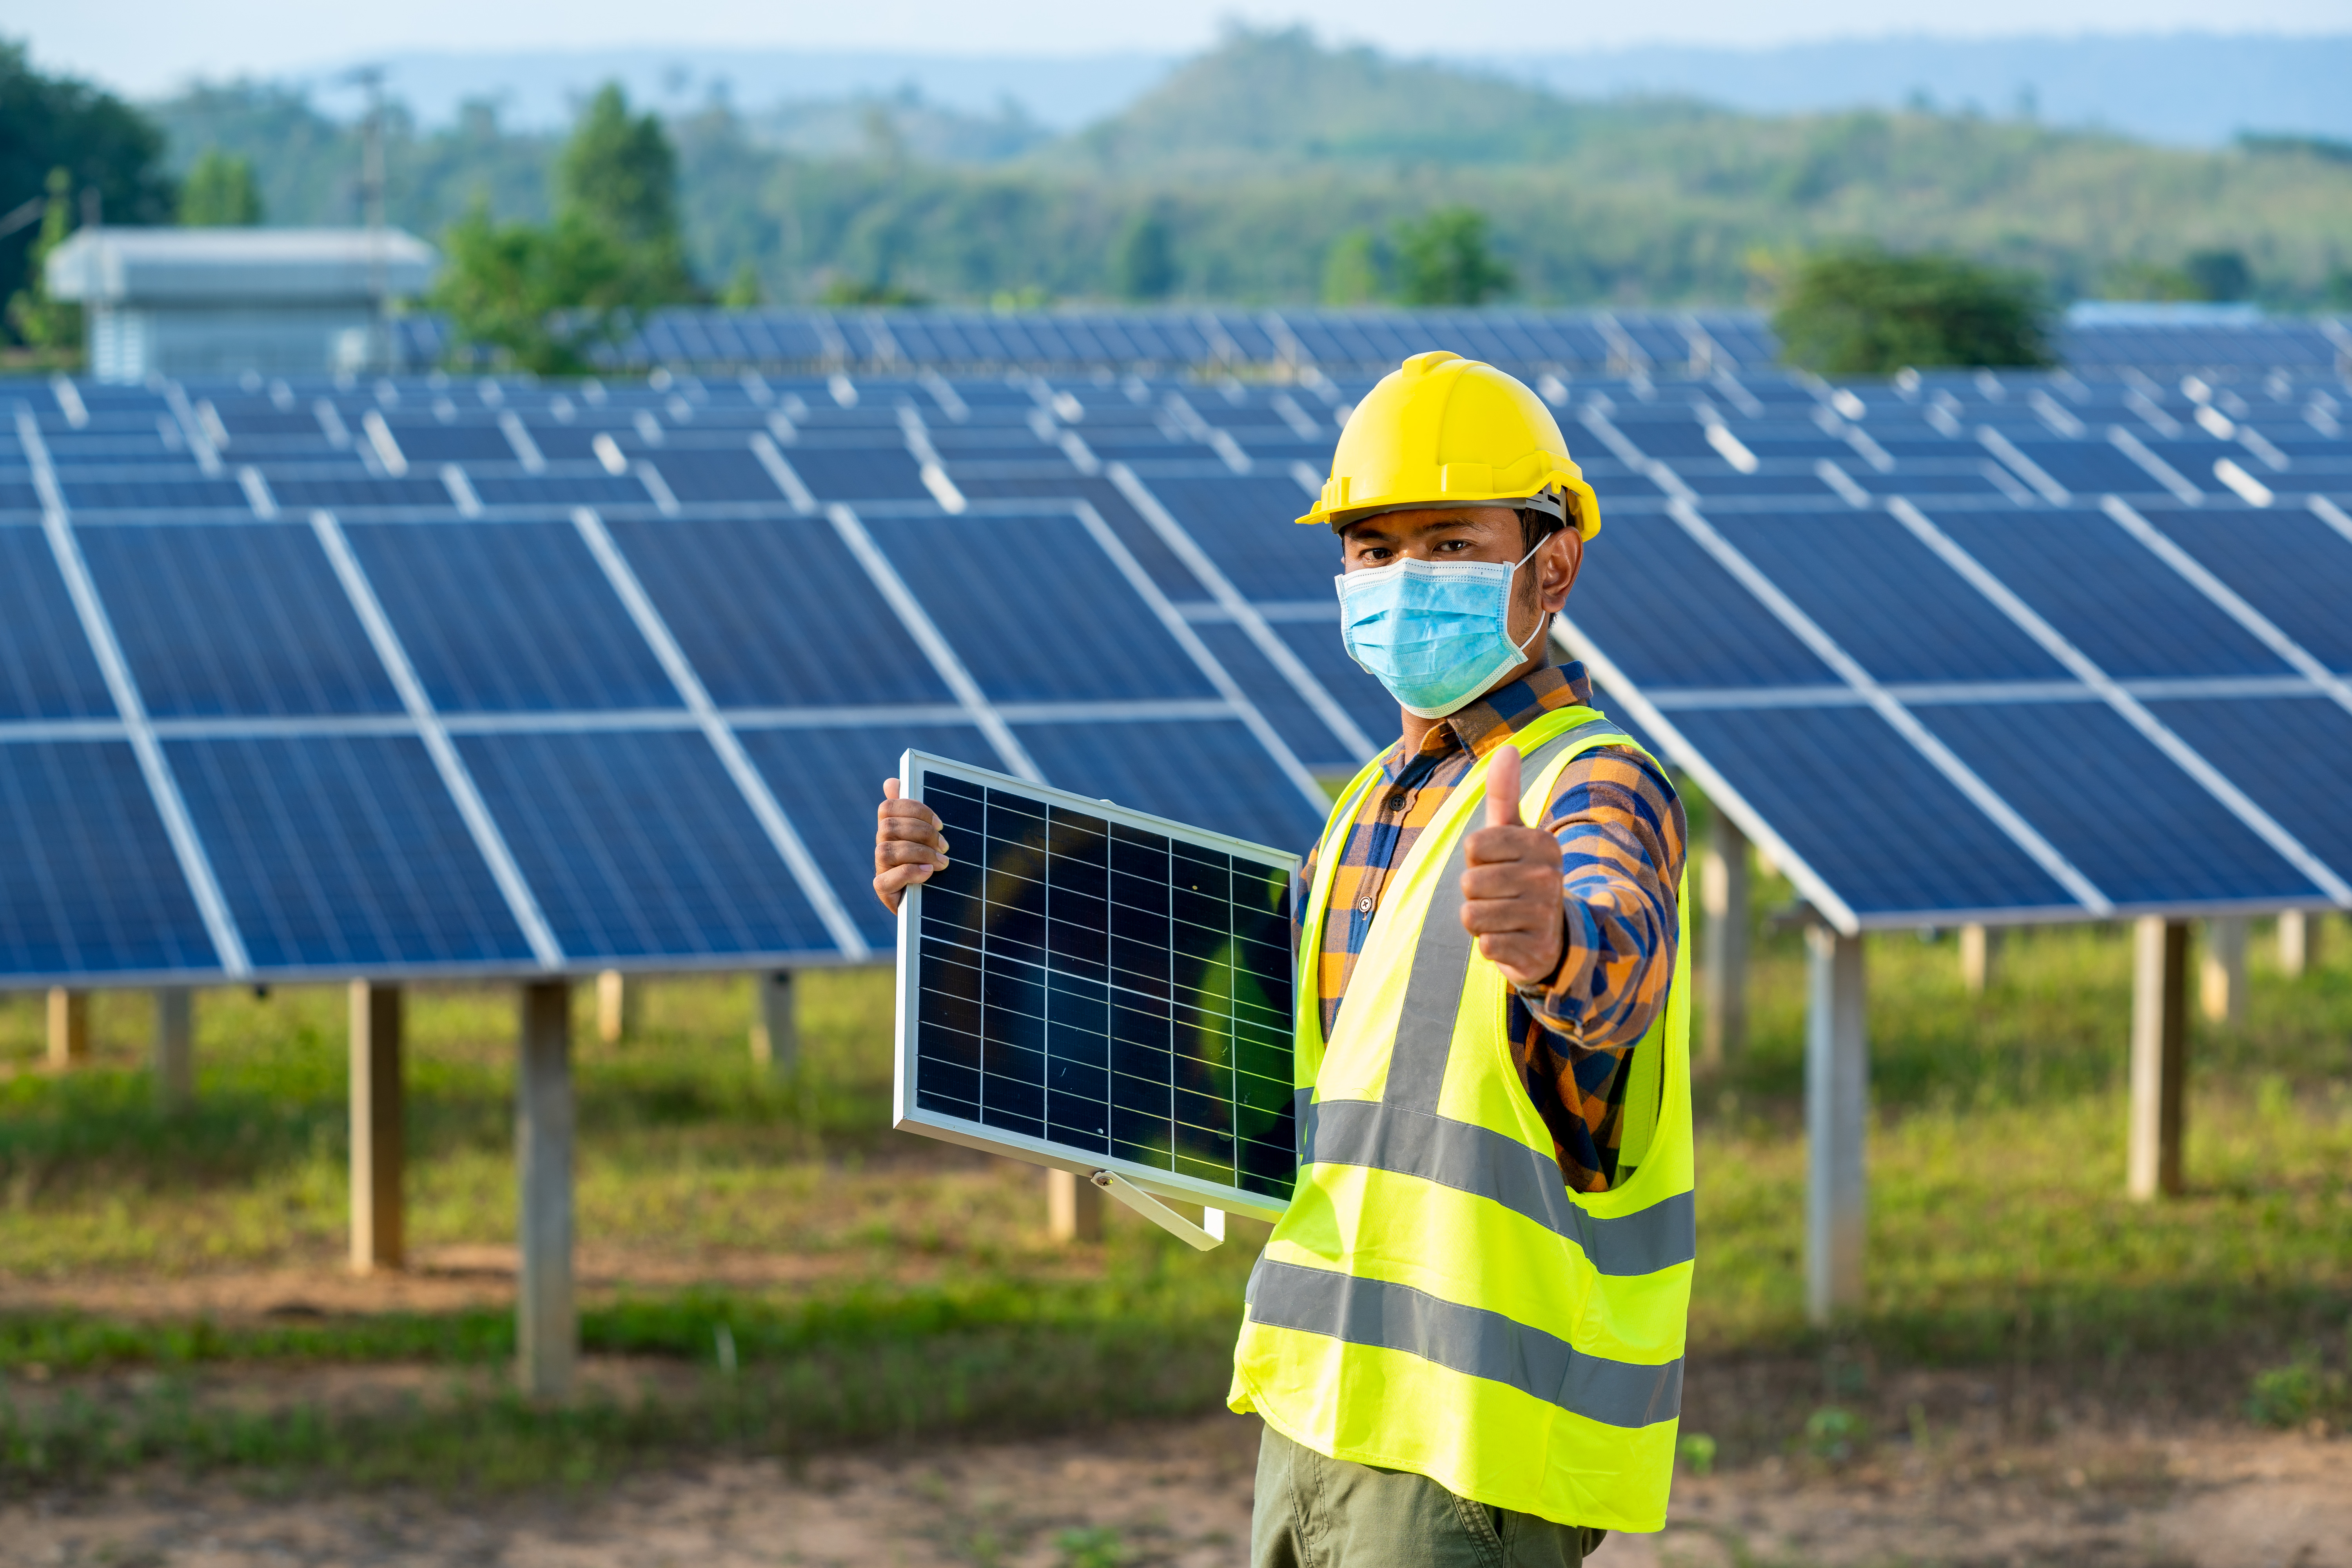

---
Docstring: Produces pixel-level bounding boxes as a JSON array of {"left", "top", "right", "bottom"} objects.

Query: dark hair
[{"left": 1519, "top": 495, "right": 1578, "bottom": 553}]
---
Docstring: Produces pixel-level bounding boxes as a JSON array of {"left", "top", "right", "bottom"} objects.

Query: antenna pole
[{"left": 350, "top": 66, "right": 389, "bottom": 372}]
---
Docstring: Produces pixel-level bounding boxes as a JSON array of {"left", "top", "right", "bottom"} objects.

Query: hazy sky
[{"left": 22, "top": 0, "right": 2352, "bottom": 97}]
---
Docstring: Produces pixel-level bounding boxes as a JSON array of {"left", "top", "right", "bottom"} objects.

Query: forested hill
[{"left": 149, "top": 29, "right": 2352, "bottom": 310}]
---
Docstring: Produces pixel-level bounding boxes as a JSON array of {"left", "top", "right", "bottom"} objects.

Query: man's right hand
[{"left": 873, "top": 777, "right": 950, "bottom": 914}]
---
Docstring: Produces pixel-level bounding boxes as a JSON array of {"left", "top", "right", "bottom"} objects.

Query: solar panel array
[
  {"left": 5, "top": 336, "right": 2350, "bottom": 985},
  {"left": 394, "top": 308, "right": 2350, "bottom": 377},
  {"left": 895, "top": 752, "right": 1298, "bottom": 1218},
  {"left": 1554, "top": 365, "right": 2352, "bottom": 930}
]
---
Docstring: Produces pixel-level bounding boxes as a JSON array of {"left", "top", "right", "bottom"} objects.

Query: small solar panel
[{"left": 893, "top": 750, "right": 1299, "bottom": 1221}]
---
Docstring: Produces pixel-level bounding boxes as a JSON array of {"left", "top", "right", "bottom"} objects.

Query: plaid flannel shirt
[{"left": 1303, "top": 661, "right": 1687, "bottom": 1192}]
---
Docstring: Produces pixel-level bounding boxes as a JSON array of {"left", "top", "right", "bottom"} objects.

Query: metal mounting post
[
  {"left": 751, "top": 970, "right": 797, "bottom": 1074},
  {"left": 517, "top": 980, "right": 576, "bottom": 1399},
  {"left": 1805, "top": 925, "right": 1867, "bottom": 1325},
  {"left": 153, "top": 988, "right": 194, "bottom": 1113},
  {"left": 2129, "top": 918, "right": 2189, "bottom": 1201},
  {"left": 349, "top": 981, "right": 404, "bottom": 1272},
  {"left": 1959, "top": 924, "right": 1999, "bottom": 995},
  {"left": 1090, "top": 1170, "right": 1223, "bottom": 1251}
]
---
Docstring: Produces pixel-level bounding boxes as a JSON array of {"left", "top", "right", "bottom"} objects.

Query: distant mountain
[
  {"left": 283, "top": 48, "right": 1173, "bottom": 133},
  {"left": 149, "top": 31, "right": 2352, "bottom": 312},
  {"left": 1039, "top": 29, "right": 1713, "bottom": 176},
  {"left": 282, "top": 31, "right": 2352, "bottom": 151},
  {"left": 750, "top": 91, "right": 1051, "bottom": 165},
  {"left": 1504, "top": 33, "right": 2352, "bottom": 151}
]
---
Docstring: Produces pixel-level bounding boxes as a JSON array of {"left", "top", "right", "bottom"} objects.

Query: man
[{"left": 874, "top": 351, "right": 1692, "bottom": 1566}]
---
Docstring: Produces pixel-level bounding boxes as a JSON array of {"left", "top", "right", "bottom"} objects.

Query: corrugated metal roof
[{"left": 46, "top": 228, "right": 438, "bottom": 306}]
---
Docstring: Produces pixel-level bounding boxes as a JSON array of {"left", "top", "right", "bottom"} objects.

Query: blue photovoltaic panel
[
  {"left": 378, "top": 424, "right": 516, "bottom": 465},
  {"left": 900, "top": 754, "right": 1298, "bottom": 1210},
  {"left": 1666, "top": 704, "right": 2078, "bottom": 918},
  {"left": 1273, "top": 622, "right": 1397, "bottom": 758},
  {"left": 0, "top": 740, "right": 216, "bottom": 977},
  {"left": 870, "top": 511, "right": 1221, "bottom": 705},
  {"left": 269, "top": 476, "right": 454, "bottom": 510},
  {"left": 604, "top": 515, "right": 953, "bottom": 708},
  {"left": 1186, "top": 622, "right": 1352, "bottom": 769},
  {"left": 946, "top": 472, "right": 1207, "bottom": 600},
  {"left": 645, "top": 449, "right": 786, "bottom": 504},
  {"left": 459, "top": 728, "right": 836, "bottom": 960},
  {"left": 1012, "top": 718, "right": 1327, "bottom": 855},
  {"left": 0, "top": 528, "right": 114, "bottom": 719},
  {"left": 167, "top": 734, "right": 533, "bottom": 971},
  {"left": 1996, "top": 439, "right": 2163, "bottom": 496},
  {"left": 1562, "top": 510, "right": 1837, "bottom": 690},
  {"left": 344, "top": 520, "right": 681, "bottom": 712},
  {"left": 1709, "top": 511, "right": 2069, "bottom": 684},
  {"left": 1138, "top": 473, "right": 1339, "bottom": 602},
  {"left": 1914, "top": 701, "right": 2319, "bottom": 906},
  {"left": 2132, "top": 505, "right": 2352, "bottom": 673},
  {"left": 1670, "top": 467, "right": 1836, "bottom": 501},
  {"left": 1927, "top": 508, "right": 2294, "bottom": 680},
  {"left": 469, "top": 473, "right": 650, "bottom": 507},
  {"left": 738, "top": 721, "right": 998, "bottom": 950},
  {"left": 58, "top": 477, "right": 250, "bottom": 510},
  {"left": 2142, "top": 698, "right": 2352, "bottom": 887},
  {"left": 780, "top": 445, "right": 931, "bottom": 502},
  {"left": 77, "top": 523, "right": 403, "bottom": 717}
]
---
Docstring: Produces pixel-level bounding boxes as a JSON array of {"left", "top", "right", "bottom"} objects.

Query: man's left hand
[{"left": 1459, "top": 744, "right": 1566, "bottom": 988}]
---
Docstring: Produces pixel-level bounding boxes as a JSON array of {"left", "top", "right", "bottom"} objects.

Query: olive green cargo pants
[{"left": 1251, "top": 1426, "right": 1608, "bottom": 1567}]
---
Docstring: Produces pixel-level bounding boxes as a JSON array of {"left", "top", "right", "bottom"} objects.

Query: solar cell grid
[
  {"left": 168, "top": 733, "right": 532, "bottom": 971},
  {"left": 0, "top": 740, "right": 216, "bottom": 978},
  {"left": 342, "top": 519, "right": 681, "bottom": 712},
  {"left": 1914, "top": 700, "right": 2319, "bottom": 906},
  {"left": 460, "top": 728, "right": 833, "bottom": 962},
  {"left": 1708, "top": 510, "right": 2068, "bottom": 684},
  {"left": 871, "top": 508, "right": 1221, "bottom": 706},
  {"left": 898, "top": 752, "right": 1298, "bottom": 1217},
  {"left": 78, "top": 522, "right": 402, "bottom": 717},
  {"left": 1925, "top": 506, "right": 2294, "bottom": 680}
]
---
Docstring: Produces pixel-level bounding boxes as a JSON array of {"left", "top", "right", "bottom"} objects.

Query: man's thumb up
[
  {"left": 1461, "top": 742, "right": 1565, "bottom": 986},
  {"left": 1485, "top": 743, "right": 1523, "bottom": 828}
]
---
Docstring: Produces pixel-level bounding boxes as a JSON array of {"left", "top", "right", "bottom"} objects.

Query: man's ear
[{"left": 1539, "top": 528, "right": 1583, "bottom": 613}]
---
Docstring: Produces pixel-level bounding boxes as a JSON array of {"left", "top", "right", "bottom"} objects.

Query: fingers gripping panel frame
[{"left": 893, "top": 750, "right": 1300, "bottom": 1221}]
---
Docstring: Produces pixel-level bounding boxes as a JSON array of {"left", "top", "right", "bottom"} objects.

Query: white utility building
[{"left": 45, "top": 227, "right": 438, "bottom": 383}]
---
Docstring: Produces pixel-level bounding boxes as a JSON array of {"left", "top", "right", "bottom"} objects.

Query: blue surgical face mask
[{"left": 1335, "top": 539, "right": 1546, "bottom": 719}]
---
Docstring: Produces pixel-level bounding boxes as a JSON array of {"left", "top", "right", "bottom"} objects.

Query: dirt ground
[{"left": 2, "top": 1405, "right": 2345, "bottom": 1568}]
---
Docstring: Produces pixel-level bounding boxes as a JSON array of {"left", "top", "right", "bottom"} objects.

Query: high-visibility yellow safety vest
[{"left": 1229, "top": 705, "right": 1694, "bottom": 1534}]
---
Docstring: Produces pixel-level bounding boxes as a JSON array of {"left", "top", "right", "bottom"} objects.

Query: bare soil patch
[{"left": 1, "top": 1406, "right": 2344, "bottom": 1568}]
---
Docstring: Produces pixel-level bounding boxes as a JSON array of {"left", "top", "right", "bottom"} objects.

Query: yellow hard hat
[{"left": 1297, "top": 350, "right": 1601, "bottom": 539}]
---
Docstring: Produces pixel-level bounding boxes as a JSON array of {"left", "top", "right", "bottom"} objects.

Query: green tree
[
  {"left": 428, "top": 199, "right": 641, "bottom": 374},
  {"left": 2183, "top": 248, "right": 2252, "bottom": 302},
  {"left": 0, "top": 41, "right": 174, "bottom": 342},
  {"left": 557, "top": 83, "right": 696, "bottom": 299},
  {"left": 1774, "top": 246, "right": 2052, "bottom": 373},
  {"left": 1110, "top": 208, "right": 1177, "bottom": 300},
  {"left": 817, "top": 274, "right": 929, "bottom": 306},
  {"left": 437, "top": 81, "right": 706, "bottom": 370},
  {"left": 720, "top": 259, "right": 765, "bottom": 308},
  {"left": 178, "top": 147, "right": 263, "bottom": 225},
  {"left": 1320, "top": 228, "right": 1383, "bottom": 304},
  {"left": 1393, "top": 208, "right": 1513, "bottom": 305},
  {"left": 4, "top": 167, "right": 81, "bottom": 353}
]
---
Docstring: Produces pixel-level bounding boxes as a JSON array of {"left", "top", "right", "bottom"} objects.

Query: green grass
[{"left": 1, "top": 873, "right": 2348, "bottom": 1489}]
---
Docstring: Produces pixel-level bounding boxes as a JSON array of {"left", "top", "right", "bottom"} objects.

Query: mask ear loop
[{"left": 1501, "top": 531, "right": 1553, "bottom": 661}]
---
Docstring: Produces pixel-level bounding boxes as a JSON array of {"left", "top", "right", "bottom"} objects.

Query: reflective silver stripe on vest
[
  {"left": 1248, "top": 1258, "right": 1684, "bottom": 1429},
  {"left": 1382, "top": 720, "right": 1632, "bottom": 1117},
  {"left": 1307, "top": 1098, "right": 1695, "bottom": 1276}
]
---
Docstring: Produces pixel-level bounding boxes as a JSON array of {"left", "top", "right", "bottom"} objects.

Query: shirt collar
[{"left": 1385, "top": 662, "right": 1598, "bottom": 777}]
